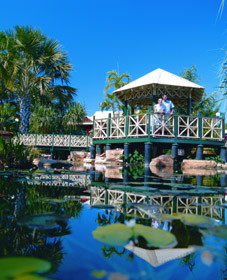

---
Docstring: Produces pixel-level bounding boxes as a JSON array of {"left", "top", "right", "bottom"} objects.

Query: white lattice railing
[
  {"left": 202, "top": 117, "right": 223, "bottom": 141},
  {"left": 17, "top": 133, "right": 91, "bottom": 148},
  {"left": 26, "top": 174, "right": 91, "bottom": 187},
  {"left": 150, "top": 114, "right": 174, "bottom": 137},
  {"left": 90, "top": 188, "right": 224, "bottom": 220},
  {"left": 93, "top": 113, "right": 224, "bottom": 141},
  {"left": 178, "top": 116, "right": 199, "bottom": 138},
  {"left": 110, "top": 116, "right": 126, "bottom": 138},
  {"left": 93, "top": 118, "right": 108, "bottom": 139},
  {"left": 128, "top": 114, "right": 148, "bottom": 137}
]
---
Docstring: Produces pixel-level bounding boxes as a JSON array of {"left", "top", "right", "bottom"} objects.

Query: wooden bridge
[{"left": 17, "top": 133, "right": 92, "bottom": 150}]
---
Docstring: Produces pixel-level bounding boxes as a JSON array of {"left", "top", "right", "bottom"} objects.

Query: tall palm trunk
[{"left": 19, "top": 95, "right": 31, "bottom": 133}]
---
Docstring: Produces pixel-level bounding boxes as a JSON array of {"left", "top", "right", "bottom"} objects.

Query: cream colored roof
[
  {"left": 114, "top": 68, "right": 204, "bottom": 93},
  {"left": 125, "top": 242, "right": 195, "bottom": 267}
]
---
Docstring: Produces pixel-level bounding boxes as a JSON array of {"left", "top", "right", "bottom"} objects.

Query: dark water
[{"left": 0, "top": 166, "right": 226, "bottom": 280}]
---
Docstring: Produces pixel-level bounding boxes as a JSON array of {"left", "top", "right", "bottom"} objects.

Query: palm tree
[
  {"left": 104, "top": 70, "right": 131, "bottom": 94},
  {"left": 2, "top": 26, "right": 76, "bottom": 134},
  {"left": 29, "top": 105, "right": 59, "bottom": 134},
  {"left": 62, "top": 102, "right": 86, "bottom": 133},
  {"left": 100, "top": 70, "right": 131, "bottom": 112}
]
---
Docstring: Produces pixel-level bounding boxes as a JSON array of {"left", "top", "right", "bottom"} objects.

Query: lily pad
[
  {"left": 17, "top": 213, "right": 68, "bottom": 229},
  {"left": 92, "top": 224, "right": 132, "bottom": 246},
  {"left": 134, "top": 224, "right": 177, "bottom": 248},
  {"left": 0, "top": 257, "right": 51, "bottom": 279},
  {"left": 154, "top": 213, "right": 216, "bottom": 227},
  {"left": 180, "top": 214, "right": 216, "bottom": 227},
  {"left": 92, "top": 223, "right": 177, "bottom": 248},
  {"left": 203, "top": 225, "right": 227, "bottom": 239}
]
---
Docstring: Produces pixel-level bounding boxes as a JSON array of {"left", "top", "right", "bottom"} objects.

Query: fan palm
[{"left": 2, "top": 25, "right": 76, "bottom": 133}]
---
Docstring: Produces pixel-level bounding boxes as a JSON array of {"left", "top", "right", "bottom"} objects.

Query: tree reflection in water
[{"left": 0, "top": 176, "right": 83, "bottom": 274}]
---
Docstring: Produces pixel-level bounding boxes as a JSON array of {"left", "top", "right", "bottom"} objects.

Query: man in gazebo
[{"left": 162, "top": 94, "right": 174, "bottom": 116}]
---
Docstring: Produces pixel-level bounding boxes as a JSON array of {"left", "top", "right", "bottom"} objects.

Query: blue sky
[{"left": 1, "top": 0, "right": 227, "bottom": 115}]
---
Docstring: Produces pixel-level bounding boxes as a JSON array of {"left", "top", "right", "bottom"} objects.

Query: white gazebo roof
[
  {"left": 114, "top": 68, "right": 204, "bottom": 93},
  {"left": 113, "top": 68, "right": 205, "bottom": 107},
  {"left": 125, "top": 242, "right": 195, "bottom": 267}
]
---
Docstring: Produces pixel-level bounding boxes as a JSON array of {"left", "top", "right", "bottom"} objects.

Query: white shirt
[
  {"left": 162, "top": 100, "right": 174, "bottom": 114},
  {"left": 154, "top": 104, "right": 165, "bottom": 113}
]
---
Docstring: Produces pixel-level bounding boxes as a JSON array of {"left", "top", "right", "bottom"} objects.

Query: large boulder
[
  {"left": 150, "top": 155, "right": 174, "bottom": 168},
  {"left": 68, "top": 151, "right": 88, "bottom": 162},
  {"left": 181, "top": 159, "right": 217, "bottom": 169},
  {"left": 106, "top": 149, "right": 124, "bottom": 162},
  {"left": 33, "top": 158, "right": 73, "bottom": 169}
]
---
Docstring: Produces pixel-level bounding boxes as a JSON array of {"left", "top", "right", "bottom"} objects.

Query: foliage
[
  {"left": 180, "top": 64, "right": 199, "bottom": 83},
  {"left": 100, "top": 70, "right": 131, "bottom": 112},
  {"left": 0, "top": 137, "right": 32, "bottom": 169},
  {"left": 129, "top": 150, "right": 145, "bottom": 165},
  {"left": 179, "top": 65, "right": 220, "bottom": 116},
  {"left": 29, "top": 105, "right": 59, "bottom": 134},
  {"left": 0, "top": 25, "right": 76, "bottom": 133},
  {"left": 204, "top": 155, "right": 225, "bottom": 164},
  {"left": 220, "top": 49, "right": 227, "bottom": 101},
  {"left": 0, "top": 102, "right": 19, "bottom": 132},
  {"left": 62, "top": 102, "right": 86, "bottom": 133}
]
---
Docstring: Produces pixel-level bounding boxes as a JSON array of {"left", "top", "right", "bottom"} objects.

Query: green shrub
[{"left": 0, "top": 137, "right": 33, "bottom": 169}]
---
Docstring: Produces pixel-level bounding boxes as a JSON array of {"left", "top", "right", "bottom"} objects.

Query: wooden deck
[{"left": 92, "top": 112, "right": 225, "bottom": 146}]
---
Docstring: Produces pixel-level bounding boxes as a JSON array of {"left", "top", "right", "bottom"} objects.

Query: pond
[{"left": 0, "top": 165, "right": 226, "bottom": 280}]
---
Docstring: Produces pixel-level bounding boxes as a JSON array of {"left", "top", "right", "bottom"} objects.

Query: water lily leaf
[
  {"left": 17, "top": 213, "right": 68, "bottom": 229},
  {"left": 0, "top": 257, "right": 51, "bottom": 279},
  {"left": 180, "top": 214, "right": 216, "bottom": 227},
  {"left": 92, "top": 224, "right": 132, "bottom": 246},
  {"left": 91, "top": 270, "right": 107, "bottom": 278},
  {"left": 203, "top": 225, "right": 227, "bottom": 239},
  {"left": 134, "top": 224, "right": 177, "bottom": 248},
  {"left": 154, "top": 213, "right": 182, "bottom": 221}
]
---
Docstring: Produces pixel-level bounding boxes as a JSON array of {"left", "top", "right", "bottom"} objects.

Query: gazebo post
[
  {"left": 124, "top": 101, "right": 128, "bottom": 116},
  {"left": 187, "top": 89, "right": 192, "bottom": 116},
  {"left": 152, "top": 85, "right": 157, "bottom": 111}
]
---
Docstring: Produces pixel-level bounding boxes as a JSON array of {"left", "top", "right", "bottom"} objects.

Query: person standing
[
  {"left": 162, "top": 94, "right": 174, "bottom": 134},
  {"left": 152, "top": 98, "right": 165, "bottom": 134},
  {"left": 162, "top": 94, "right": 174, "bottom": 116}
]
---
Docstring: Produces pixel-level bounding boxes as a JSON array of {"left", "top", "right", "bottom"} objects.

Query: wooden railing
[
  {"left": 90, "top": 187, "right": 225, "bottom": 220},
  {"left": 16, "top": 133, "right": 92, "bottom": 149},
  {"left": 93, "top": 112, "right": 225, "bottom": 141}
]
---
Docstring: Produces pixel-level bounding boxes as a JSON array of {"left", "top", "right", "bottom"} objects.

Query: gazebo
[
  {"left": 91, "top": 68, "right": 226, "bottom": 164},
  {"left": 113, "top": 68, "right": 205, "bottom": 115}
]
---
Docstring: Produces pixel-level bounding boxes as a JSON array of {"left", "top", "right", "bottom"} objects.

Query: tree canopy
[{"left": 0, "top": 25, "right": 77, "bottom": 133}]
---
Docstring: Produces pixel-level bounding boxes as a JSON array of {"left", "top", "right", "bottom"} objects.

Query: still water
[{"left": 0, "top": 165, "right": 227, "bottom": 280}]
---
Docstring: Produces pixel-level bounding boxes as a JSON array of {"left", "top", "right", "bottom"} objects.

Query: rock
[
  {"left": 182, "top": 168, "right": 217, "bottom": 176},
  {"left": 106, "top": 149, "right": 124, "bottom": 162},
  {"left": 150, "top": 155, "right": 174, "bottom": 168},
  {"left": 68, "top": 151, "right": 88, "bottom": 162},
  {"left": 105, "top": 167, "right": 123, "bottom": 179},
  {"left": 181, "top": 159, "right": 217, "bottom": 169},
  {"left": 150, "top": 165, "right": 173, "bottom": 178},
  {"left": 33, "top": 158, "right": 73, "bottom": 169}
]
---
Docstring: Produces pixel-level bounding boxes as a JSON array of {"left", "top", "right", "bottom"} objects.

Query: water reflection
[{"left": 0, "top": 166, "right": 226, "bottom": 280}]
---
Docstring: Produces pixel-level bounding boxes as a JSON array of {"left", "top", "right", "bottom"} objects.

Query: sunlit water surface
[{"left": 0, "top": 165, "right": 227, "bottom": 280}]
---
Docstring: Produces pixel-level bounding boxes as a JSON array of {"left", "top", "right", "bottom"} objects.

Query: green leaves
[
  {"left": 92, "top": 223, "right": 177, "bottom": 248},
  {"left": 0, "top": 257, "right": 51, "bottom": 280},
  {"left": 152, "top": 213, "right": 217, "bottom": 228}
]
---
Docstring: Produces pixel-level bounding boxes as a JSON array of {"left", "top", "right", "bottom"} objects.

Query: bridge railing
[
  {"left": 93, "top": 112, "right": 225, "bottom": 141},
  {"left": 16, "top": 133, "right": 92, "bottom": 149}
]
